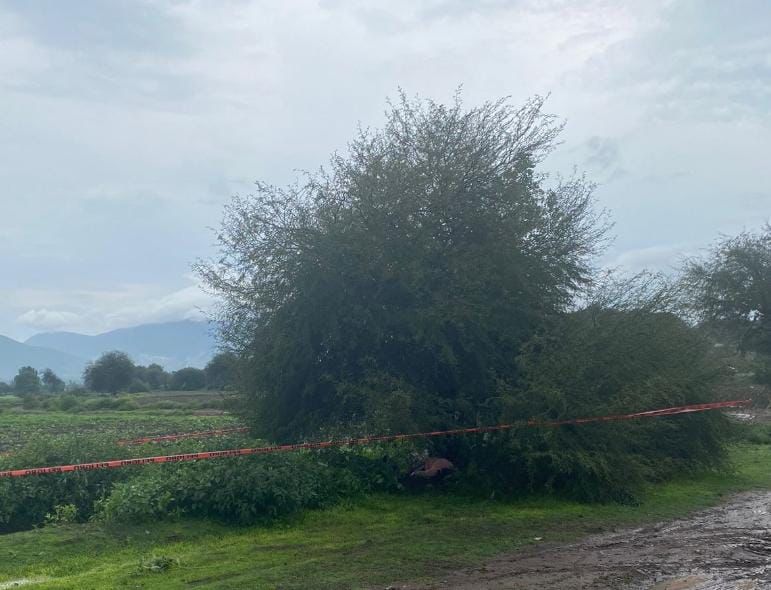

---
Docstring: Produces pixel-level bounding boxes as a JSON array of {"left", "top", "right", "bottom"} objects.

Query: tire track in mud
[{"left": 405, "top": 491, "right": 770, "bottom": 590}]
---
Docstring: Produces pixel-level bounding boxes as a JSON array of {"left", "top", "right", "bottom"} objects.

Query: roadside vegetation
[
  {"left": 1, "top": 93, "right": 770, "bottom": 588},
  {"left": 0, "top": 440, "right": 768, "bottom": 589}
]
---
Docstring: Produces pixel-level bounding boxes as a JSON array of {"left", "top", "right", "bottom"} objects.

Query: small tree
[
  {"left": 84, "top": 351, "right": 135, "bottom": 394},
  {"left": 170, "top": 367, "right": 207, "bottom": 391},
  {"left": 204, "top": 352, "right": 239, "bottom": 390},
  {"left": 13, "top": 366, "right": 41, "bottom": 394},
  {"left": 0, "top": 381, "right": 12, "bottom": 394},
  {"left": 41, "top": 368, "right": 65, "bottom": 394}
]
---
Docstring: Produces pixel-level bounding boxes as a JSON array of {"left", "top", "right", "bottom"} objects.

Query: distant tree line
[{"left": 0, "top": 351, "right": 238, "bottom": 395}]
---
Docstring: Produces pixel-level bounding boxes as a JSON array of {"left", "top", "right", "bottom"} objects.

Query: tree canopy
[
  {"left": 204, "top": 352, "right": 239, "bottom": 390},
  {"left": 41, "top": 368, "right": 65, "bottom": 394},
  {"left": 199, "top": 94, "right": 609, "bottom": 441},
  {"left": 170, "top": 367, "right": 207, "bottom": 391},
  {"left": 13, "top": 366, "right": 41, "bottom": 395},
  {"left": 84, "top": 351, "right": 135, "bottom": 394},
  {"left": 683, "top": 225, "right": 771, "bottom": 355}
]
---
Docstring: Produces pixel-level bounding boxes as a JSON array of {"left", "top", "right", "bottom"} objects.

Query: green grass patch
[{"left": 0, "top": 443, "right": 769, "bottom": 589}]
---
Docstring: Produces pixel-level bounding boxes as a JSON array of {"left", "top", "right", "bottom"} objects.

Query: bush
[
  {"left": 98, "top": 448, "right": 407, "bottom": 525},
  {"left": 127, "top": 379, "right": 150, "bottom": 393},
  {"left": 170, "top": 368, "right": 207, "bottom": 391},
  {"left": 81, "top": 396, "right": 121, "bottom": 411},
  {"left": 21, "top": 395, "right": 41, "bottom": 410},
  {"left": 115, "top": 398, "right": 140, "bottom": 411},
  {"left": 0, "top": 435, "right": 128, "bottom": 532},
  {"left": 462, "top": 302, "right": 733, "bottom": 501},
  {"left": 55, "top": 395, "right": 82, "bottom": 412}
]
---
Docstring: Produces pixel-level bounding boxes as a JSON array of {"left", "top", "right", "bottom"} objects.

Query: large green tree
[
  {"left": 83, "top": 351, "right": 135, "bottom": 394},
  {"left": 199, "top": 94, "right": 609, "bottom": 441}
]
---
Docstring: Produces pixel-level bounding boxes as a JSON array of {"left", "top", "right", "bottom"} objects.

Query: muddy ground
[{"left": 405, "top": 490, "right": 770, "bottom": 589}]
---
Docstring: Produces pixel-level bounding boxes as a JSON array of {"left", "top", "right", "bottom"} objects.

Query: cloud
[
  {"left": 102, "top": 282, "right": 215, "bottom": 329},
  {"left": 579, "top": 1, "right": 771, "bottom": 122},
  {"left": 17, "top": 309, "right": 82, "bottom": 331},
  {"left": 0, "top": 0, "right": 770, "bottom": 341},
  {"left": 3, "top": 279, "right": 214, "bottom": 339}
]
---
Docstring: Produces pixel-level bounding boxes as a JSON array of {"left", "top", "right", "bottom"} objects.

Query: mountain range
[{"left": 0, "top": 320, "right": 218, "bottom": 382}]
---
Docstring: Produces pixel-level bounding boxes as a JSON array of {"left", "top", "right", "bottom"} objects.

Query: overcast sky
[{"left": 1, "top": 0, "right": 769, "bottom": 340}]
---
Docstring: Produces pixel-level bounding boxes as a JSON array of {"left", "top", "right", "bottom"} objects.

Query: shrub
[
  {"left": 0, "top": 435, "right": 128, "bottom": 532},
  {"left": 115, "top": 398, "right": 140, "bottom": 411},
  {"left": 98, "top": 448, "right": 407, "bottom": 525},
  {"left": 169, "top": 368, "right": 206, "bottom": 391},
  {"left": 55, "top": 395, "right": 82, "bottom": 412},
  {"left": 127, "top": 379, "right": 150, "bottom": 393},
  {"left": 475, "top": 305, "right": 730, "bottom": 501}
]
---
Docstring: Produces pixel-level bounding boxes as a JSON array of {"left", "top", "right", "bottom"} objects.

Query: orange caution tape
[{"left": 0, "top": 399, "right": 751, "bottom": 478}]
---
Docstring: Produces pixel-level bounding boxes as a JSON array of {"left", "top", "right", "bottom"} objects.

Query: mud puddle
[{"left": 405, "top": 491, "right": 770, "bottom": 589}]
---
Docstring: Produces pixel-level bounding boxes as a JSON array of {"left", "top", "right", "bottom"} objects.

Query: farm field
[
  {"left": 0, "top": 391, "right": 237, "bottom": 454},
  {"left": 0, "top": 400, "right": 769, "bottom": 589}
]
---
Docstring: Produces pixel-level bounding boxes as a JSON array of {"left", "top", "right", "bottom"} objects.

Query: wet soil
[{"left": 408, "top": 491, "right": 771, "bottom": 589}]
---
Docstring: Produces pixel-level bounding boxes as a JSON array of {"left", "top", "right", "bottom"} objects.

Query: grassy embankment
[{"left": 1, "top": 427, "right": 769, "bottom": 590}]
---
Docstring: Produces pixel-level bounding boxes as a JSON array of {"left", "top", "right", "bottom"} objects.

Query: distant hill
[
  {"left": 25, "top": 320, "right": 218, "bottom": 372},
  {"left": 0, "top": 335, "right": 87, "bottom": 382}
]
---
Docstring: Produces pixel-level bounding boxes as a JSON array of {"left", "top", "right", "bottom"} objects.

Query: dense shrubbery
[
  {"left": 433, "top": 289, "right": 733, "bottom": 501},
  {"left": 0, "top": 435, "right": 127, "bottom": 532},
  {"left": 0, "top": 433, "right": 414, "bottom": 532},
  {"left": 99, "top": 448, "right": 407, "bottom": 524}
]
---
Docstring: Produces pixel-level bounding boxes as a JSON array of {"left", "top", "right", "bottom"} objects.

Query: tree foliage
[
  {"left": 204, "top": 352, "right": 239, "bottom": 390},
  {"left": 13, "top": 366, "right": 41, "bottom": 395},
  {"left": 134, "top": 363, "right": 169, "bottom": 391},
  {"left": 478, "top": 274, "right": 731, "bottom": 500},
  {"left": 199, "top": 94, "right": 609, "bottom": 441},
  {"left": 42, "top": 368, "right": 65, "bottom": 394},
  {"left": 170, "top": 367, "right": 207, "bottom": 391},
  {"left": 197, "top": 93, "right": 735, "bottom": 500},
  {"left": 84, "top": 351, "right": 135, "bottom": 394},
  {"left": 682, "top": 225, "right": 771, "bottom": 355}
]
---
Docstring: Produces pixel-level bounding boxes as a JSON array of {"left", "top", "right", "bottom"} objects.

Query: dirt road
[{"left": 409, "top": 491, "right": 771, "bottom": 589}]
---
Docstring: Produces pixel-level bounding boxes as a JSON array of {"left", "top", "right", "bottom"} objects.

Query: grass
[{"left": 0, "top": 442, "right": 769, "bottom": 590}]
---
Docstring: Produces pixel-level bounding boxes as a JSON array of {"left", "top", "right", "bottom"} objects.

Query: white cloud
[
  {"left": 0, "top": 0, "right": 769, "bottom": 339},
  {"left": 102, "top": 281, "right": 215, "bottom": 329},
  {"left": 3, "top": 279, "right": 214, "bottom": 339},
  {"left": 17, "top": 309, "right": 81, "bottom": 331}
]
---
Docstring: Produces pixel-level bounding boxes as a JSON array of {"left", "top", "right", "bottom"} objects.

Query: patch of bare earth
[{"left": 402, "top": 491, "right": 770, "bottom": 590}]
